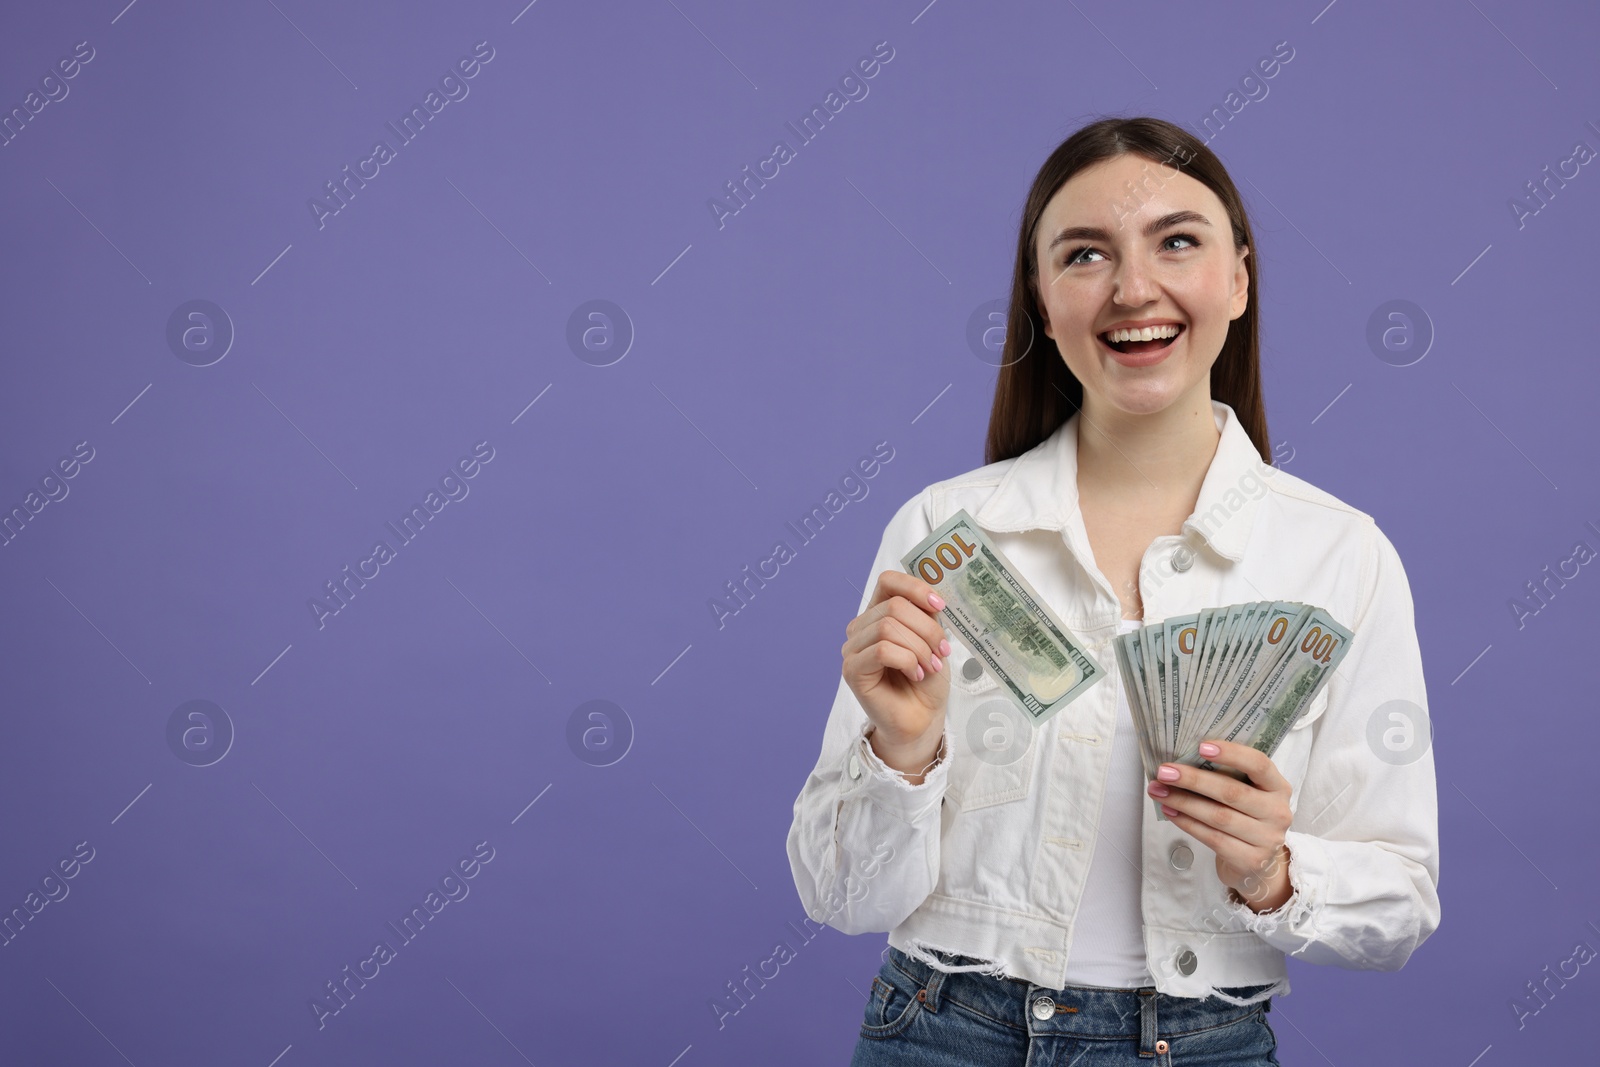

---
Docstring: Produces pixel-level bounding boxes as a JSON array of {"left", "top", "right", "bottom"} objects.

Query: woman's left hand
[{"left": 1148, "top": 739, "right": 1294, "bottom": 913}]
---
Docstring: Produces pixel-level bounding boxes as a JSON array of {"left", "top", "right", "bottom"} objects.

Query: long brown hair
[{"left": 984, "top": 116, "right": 1271, "bottom": 466}]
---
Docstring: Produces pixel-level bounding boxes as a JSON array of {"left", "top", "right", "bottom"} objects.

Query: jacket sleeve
[
  {"left": 1220, "top": 519, "right": 1442, "bottom": 970},
  {"left": 785, "top": 488, "right": 956, "bottom": 935}
]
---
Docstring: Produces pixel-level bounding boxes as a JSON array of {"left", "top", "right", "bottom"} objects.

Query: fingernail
[
  {"left": 1157, "top": 765, "right": 1180, "bottom": 782},
  {"left": 928, "top": 593, "right": 946, "bottom": 610},
  {"left": 1199, "top": 742, "right": 1220, "bottom": 757},
  {"left": 915, "top": 664, "right": 924, "bottom": 681},
  {"left": 1148, "top": 783, "right": 1170, "bottom": 797},
  {"left": 930, "top": 656, "right": 942, "bottom": 672},
  {"left": 939, "top": 639, "right": 951, "bottom": 657},
  {"left": 1161, "top": 804, "right": 1179, "bottom": 817}
]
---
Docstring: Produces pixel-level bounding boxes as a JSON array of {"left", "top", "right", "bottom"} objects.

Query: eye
[{"left": 1060, "top": 232, "right": 1200, "bottom": 268}]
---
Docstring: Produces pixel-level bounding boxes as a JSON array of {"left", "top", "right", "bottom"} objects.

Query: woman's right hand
[{"left": 841, "top": 570, "right": 953, "bottom": 773}]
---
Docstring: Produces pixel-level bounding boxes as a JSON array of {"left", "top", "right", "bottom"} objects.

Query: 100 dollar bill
[{"left": 901, "top": 508, "right": 1106, "bottom": 727}]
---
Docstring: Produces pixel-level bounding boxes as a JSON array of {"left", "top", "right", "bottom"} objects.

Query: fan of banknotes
[{"left": 1112, "top": 602, "right": 1354, "bottom": 793}]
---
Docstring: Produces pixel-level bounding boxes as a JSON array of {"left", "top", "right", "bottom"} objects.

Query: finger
[
  {"left": 863, "top": 569, "right": 947, "bottom": 621},
  {"left": 874, "top": 612, "right": 942, "bottom": 674},
  {"left": 1196, "top": 739, "right": 1292, "bottom": 794},
  {"left": 847, "top": 577, "right": 949, "bottom": 664},
  {"left": 1151, "top": 762, "right": 1280, "bottom": 823},
  {"left": 874, "top": 596, "right": 950, "bottom": 663},
  {"left": 1158, "top": 800, "right": 1273, "bottom": 863},
  {"left": 844, "top": 601, "right": 940, "bottom": 668},
  {"left": 845, "top": 635, "right": 926, "bottom": 687},
  {"left": 1150, "top": 785, "right": 1280, "bottom": 849}
]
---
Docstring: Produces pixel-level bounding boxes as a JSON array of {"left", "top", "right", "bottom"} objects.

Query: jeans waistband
[{"left": 885, "top": 945, "right": 1273, "bottom": 1046}]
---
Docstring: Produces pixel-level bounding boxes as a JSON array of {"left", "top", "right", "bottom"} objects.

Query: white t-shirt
[{"left": 1059, "top": 617, "right": 1156, "bottom": 988}]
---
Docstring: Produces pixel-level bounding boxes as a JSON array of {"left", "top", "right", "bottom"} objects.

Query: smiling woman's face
[{"left": 1032, "top": 153, "right": 1250, "bottom": 418}]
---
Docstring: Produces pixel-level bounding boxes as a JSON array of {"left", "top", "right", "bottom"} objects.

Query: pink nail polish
[
  {"left": 1199, "top": 741, "right": 1220, "bottom": 757},
  {"left": 939, "top": 639, "right": 951, "bottom": 657},
  {"left": 931, "top": 656, "right": 942, "bottom": 672},
  {"left": 915, "top": 664, "right": 924, "bottom": 681},
  {"left": 1149, "top": 783, "right": 1170, "bottom": 797},
  {"left": 928, "top": 593, "right": 946, "bottom": 610},
  {"left": 1161, "top": 804, "right": 1179, "bottom": 817},
  {"left": 1157, "top": 765, "right": 1180, "bottom": 782}
]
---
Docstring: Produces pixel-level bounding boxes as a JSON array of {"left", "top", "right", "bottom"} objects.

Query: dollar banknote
[
  {"left": 1114, "top": 601, "right": 1354, "bottom": 821},
  {"left": 901, "top": 508, "right": 1107, "bottom": 728}
]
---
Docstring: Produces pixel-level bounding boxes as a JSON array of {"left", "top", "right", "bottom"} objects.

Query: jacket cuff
[
  {"left": 1220, "top": 830, "right": 1325, "bottom": 958},
  {"left": 840, "top": 719, "right": 950, "bottom": 823}
]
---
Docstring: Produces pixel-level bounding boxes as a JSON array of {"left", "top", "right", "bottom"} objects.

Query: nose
[{"left": 1111, "top": 256, "right": 1159, "bottom": 307}]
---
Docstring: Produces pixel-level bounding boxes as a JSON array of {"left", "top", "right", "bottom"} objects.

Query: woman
[{"left": 786, "top": 117, "right": 1440, "bottom": 1065}]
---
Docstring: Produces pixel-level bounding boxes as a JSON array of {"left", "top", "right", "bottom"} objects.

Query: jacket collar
[{"left": 970, "top": 399, "right": 1267, "bottom": 563}]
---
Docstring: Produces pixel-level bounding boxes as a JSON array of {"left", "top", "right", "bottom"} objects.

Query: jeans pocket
[
  {"left": 1255, "top": 1011, "right": 1283, "bottom": 1065},
  {"left": 859, "top": 970, "right": 921, "bottom": 1040},
  {"left": 1170, "top": 1008, "right": 1279, "bottom": 1066}
]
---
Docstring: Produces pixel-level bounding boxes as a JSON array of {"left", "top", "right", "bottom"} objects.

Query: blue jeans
[{"left": 851, "top": 946, "right": 1282, "bottom": 1066}]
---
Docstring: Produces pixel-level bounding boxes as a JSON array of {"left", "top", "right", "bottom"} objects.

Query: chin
[
  {"left": 1107, "top": 396, "right": 1181, "bottom": 418},
  {"left": 1090, "top": 379, "right": 1191, "bottom": 417}
]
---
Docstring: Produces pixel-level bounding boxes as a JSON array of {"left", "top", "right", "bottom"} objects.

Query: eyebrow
[{"left": 1044, "top": 210, "right": 1214, "bottom": 253}]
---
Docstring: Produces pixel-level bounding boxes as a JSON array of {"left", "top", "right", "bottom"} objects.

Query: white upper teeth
[{"left": 1105, "top": 324, "right": 1181, "bottom": 342}]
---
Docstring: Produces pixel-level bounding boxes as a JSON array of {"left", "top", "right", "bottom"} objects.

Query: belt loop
[
  {"left": 920, "top": 958, "right": 947, "bottom": 1012},
  {"left": 1138, "top": 990, "right": 1157, "bottom": 1057}
]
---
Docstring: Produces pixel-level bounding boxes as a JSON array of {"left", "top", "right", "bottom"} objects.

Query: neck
[{"left": 1074, "top": 390, "right": 1221, "bottom": 499}]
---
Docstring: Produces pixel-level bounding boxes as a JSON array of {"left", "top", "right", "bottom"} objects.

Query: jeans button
[
  {"left": 1169, "top": 844, "right": 1193, "bottom": 870},
  {"left": 1170, "top": 545, "right": 1194, "bottom": 572},
  {"left": 1175, "top": 947, "right": 1198, "bottom": 976},
  {"left": 1031, "top": 995, "right": 1056, "bottom": 1020}
]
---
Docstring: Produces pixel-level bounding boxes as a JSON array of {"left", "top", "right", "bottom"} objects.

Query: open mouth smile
[{"left": 1097, "top": 323, "right": 1184, "bottom": 365}]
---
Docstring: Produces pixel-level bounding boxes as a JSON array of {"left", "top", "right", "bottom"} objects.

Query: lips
[
  {"left": 1098, "top": 324, "right": 1184, "bottom": 353},
  {"left": 1097, "top": 324, "right": 1184, "bottom": 367}
]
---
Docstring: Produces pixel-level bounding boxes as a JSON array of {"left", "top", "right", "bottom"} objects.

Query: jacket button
[
  {"left": 1169, "top": 844, "right": 1193, "bottom": 870},
  {"left": 849, "top": 751, "right": 863, "bottom": 780},
  {"left": 962, "top": 658, "right": 984, "bottom": 681},
  {"left": 1031, "top": 995, "right": 1056, "bottom": 1020},
  {"left": 1170, "top": 545, "right": 1194, "bottom": 572},
  {"left": 1175, "top": 947, "right": 1198, "bottom": 976}
]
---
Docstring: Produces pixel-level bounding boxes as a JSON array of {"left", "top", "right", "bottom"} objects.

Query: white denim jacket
[{"left": 786, "top": 400, "right": 1441, "bottom": 1004}]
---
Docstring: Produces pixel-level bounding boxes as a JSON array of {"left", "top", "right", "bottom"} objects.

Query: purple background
[{"left": 2, "top": 0, "right": 1596, "bottom": 1062}]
